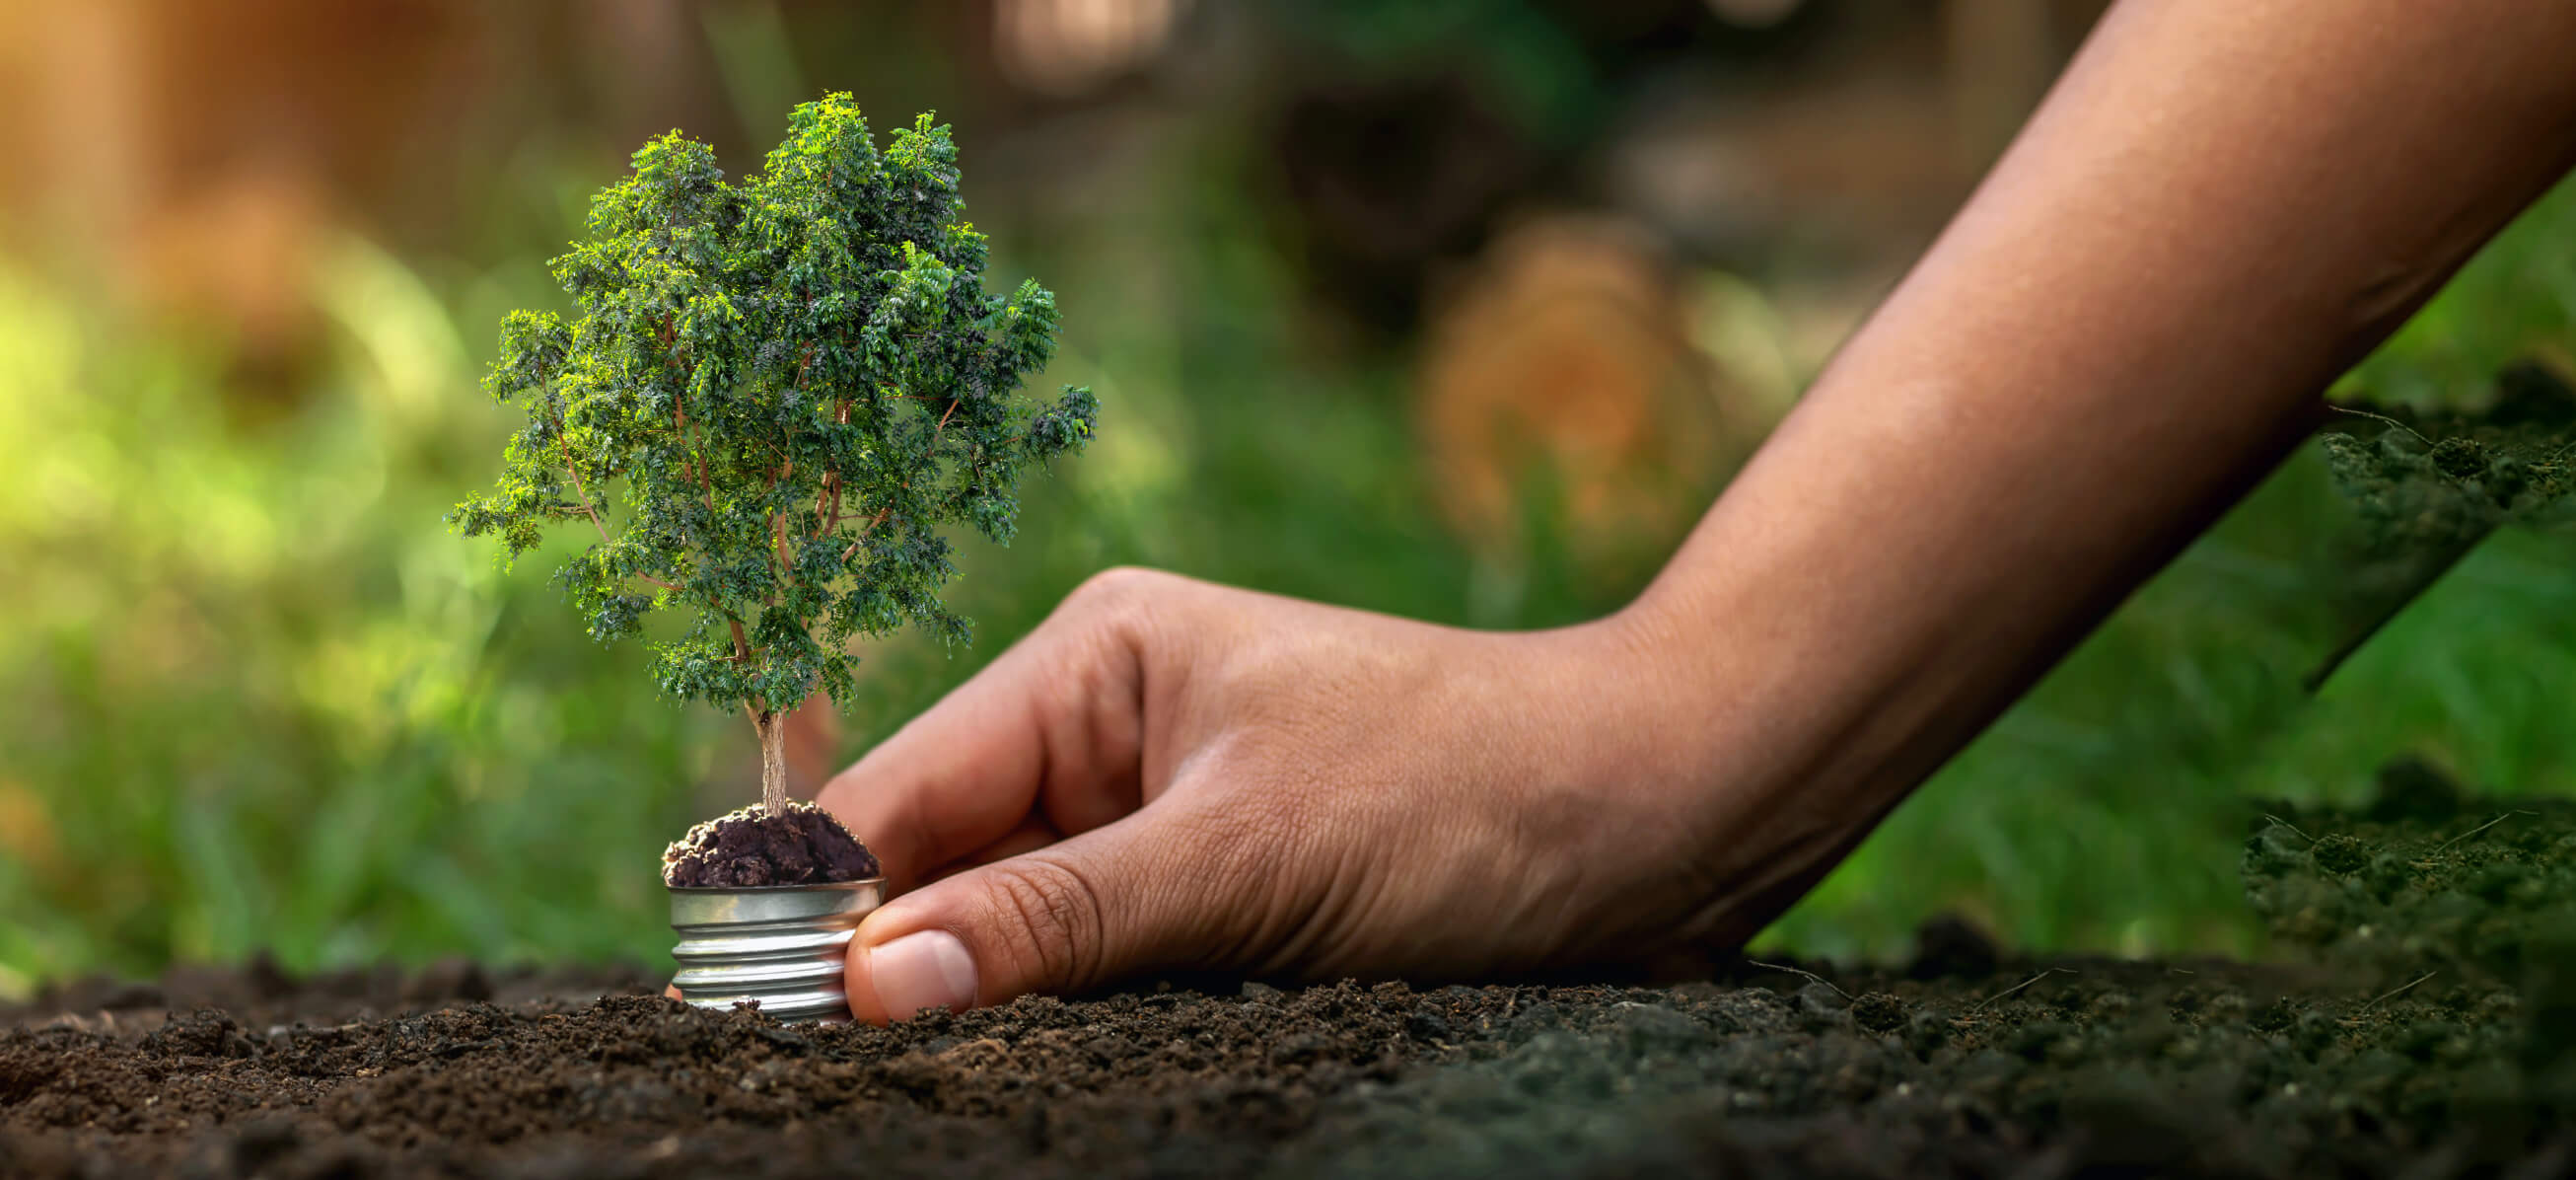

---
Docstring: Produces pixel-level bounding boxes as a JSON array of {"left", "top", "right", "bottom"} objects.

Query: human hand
[{"left": 821, "top": 567, "right": 1774, "bottom": 1023}]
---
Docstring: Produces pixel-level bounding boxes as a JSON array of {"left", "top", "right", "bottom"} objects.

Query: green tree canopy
[{"left": 454, "top": 95, "right": 1096, "bottom": 813}]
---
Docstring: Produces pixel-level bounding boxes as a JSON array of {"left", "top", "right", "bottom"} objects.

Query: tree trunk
[{"left": 755, "top": 707, "right": 789, "bottom": 816}]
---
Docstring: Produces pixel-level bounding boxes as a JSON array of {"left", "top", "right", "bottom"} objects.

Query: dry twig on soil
[
  {"left": 1744, "top": 960, "right": 1852, "bottom": 1000},
  {"left": 2359, "top": 970, "right": 2438, "bottom": 1013},
  {"left": 2434, "top": 811, "right": 2537, "bottom": 851},
  {"left": 1970, "top": 969, "right": 2072, "bottom": 1014}
]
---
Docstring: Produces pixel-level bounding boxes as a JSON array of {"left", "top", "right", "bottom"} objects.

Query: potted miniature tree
[{"left": 454, "top": 94, "right": 1096, "bottom": 1020}]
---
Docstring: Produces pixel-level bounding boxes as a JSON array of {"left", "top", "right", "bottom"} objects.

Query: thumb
[{"left": 842, "top": 810, "right": 1233, "bottom": 1022}]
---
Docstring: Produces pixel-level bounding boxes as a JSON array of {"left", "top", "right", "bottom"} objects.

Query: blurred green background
[{"left": 3, "top": 0, "right": 2573, "bottom": 996}]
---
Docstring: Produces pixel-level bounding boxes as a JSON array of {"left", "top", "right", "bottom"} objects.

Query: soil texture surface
[
  {"left": 663, "top": 802, "right": 880, "bottom": 888},
  {"left": 1, "top": 946, "right": 2568, "bottom": 1179},
  {"left": 2248, "top": 762, "right": 2576, "bottom": 986},
  {"left": 9, "top": 779, "right": 2573, "bottom": 1177}
]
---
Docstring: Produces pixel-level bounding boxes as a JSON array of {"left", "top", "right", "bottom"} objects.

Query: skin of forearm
[{"left": 1611, "top": 0, "right": 2576, "bottom": 939}]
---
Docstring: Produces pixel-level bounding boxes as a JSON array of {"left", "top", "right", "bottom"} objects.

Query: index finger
[{"left": 817, "top": 572, "right": 1154, "bottom": 891}]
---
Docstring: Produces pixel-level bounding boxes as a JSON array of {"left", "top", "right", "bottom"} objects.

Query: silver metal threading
[{"left": 668, "top": 879, "right": 885, "bottom": 1023}]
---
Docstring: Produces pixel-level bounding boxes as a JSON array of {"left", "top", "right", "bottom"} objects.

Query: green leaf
[{"left": 456, "top": 93, "right": 1093, "bottom": 724}]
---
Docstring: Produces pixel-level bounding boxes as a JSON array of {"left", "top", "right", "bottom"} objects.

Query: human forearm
[
  {"left": 1622, "top": 0, "right": 2576, "bottom": 931},
  {"left": 815, "top": 0, "right": 2576, "bottom": 1019}
]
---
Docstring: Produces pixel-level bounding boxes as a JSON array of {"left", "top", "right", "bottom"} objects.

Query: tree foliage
[{"left": 453, "top": 95, "right": 1095, "bottom": 808}]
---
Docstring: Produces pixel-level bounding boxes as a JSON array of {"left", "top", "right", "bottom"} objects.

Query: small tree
[{"left": 455, "top": 95, "right": 1096, "bottom": 817}]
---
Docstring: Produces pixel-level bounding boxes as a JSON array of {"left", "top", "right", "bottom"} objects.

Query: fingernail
[{"left": 866, "top": 929, "right": 977, "bottom": 1019}]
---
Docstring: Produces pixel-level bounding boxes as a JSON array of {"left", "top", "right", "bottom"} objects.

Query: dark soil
[
  {"left": 662, "top": 802, "right": 880, "bottom": 888},
  {"left": 10, "top": 769, "right": 2574, "bottom": 1178},
  {"left": 2, "top": 943, "right": 2568, "bottom": 1178},
  {"left": 2247, "top": 758, "right": 2576, "bottom": 987}
]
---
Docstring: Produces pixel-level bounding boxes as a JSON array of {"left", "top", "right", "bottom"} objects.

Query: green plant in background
[{"left": 454, "top": 94, "right": 1096, "bottom": 814}]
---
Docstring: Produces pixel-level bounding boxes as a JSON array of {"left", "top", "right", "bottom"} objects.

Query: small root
[
  {"left": 2360, "top": 970, "right": 2438, "bottom": 1013},
  {"left": 2433, "top": 811, "right": 2537, "bottom": 851},
  {"left": 1970, "top": 968, "right": 2072, "bottom": 1014},
  {"left": 1745, "top": 959, "right": 1852, "bottom": 1000}
]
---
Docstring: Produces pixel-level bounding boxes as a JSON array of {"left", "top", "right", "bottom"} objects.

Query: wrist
[
  {"left": 1586, "top": 515, "right": 1957, "bottom": 929},
  {"left": 1550, "top": 596, "right": 1793, "bottom": 812}
]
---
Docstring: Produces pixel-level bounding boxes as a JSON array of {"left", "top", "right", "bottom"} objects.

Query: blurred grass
[{"left": 3, "top": 131, "right": 2574, "bottom": 994}]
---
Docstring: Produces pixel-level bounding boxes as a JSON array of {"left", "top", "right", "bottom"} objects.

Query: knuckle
[
  {"left": 982, "top": 855, "right": 1109, "bottom": 990},
  {"left": 1050, "top": 566, "right": 1176, "bottom": 684},
  {"left": 1065, "top": 565, "right": 1167, "bottom": 616},
  {"left": 1037, "top": 568, "right": 1162, "bottom": 716}
]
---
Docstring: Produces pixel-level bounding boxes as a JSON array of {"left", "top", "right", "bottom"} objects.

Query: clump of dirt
[
  {"left": 662, "top": 801, "right": 880, "bottom": 888},
  {"left": 4, "top": 941, "right": 2570, "bottom": 1179},
  {"left": 2245, "top": 758, "right": 2576, "bottom": 983}
]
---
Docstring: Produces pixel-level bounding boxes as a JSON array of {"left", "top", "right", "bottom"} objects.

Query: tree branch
[
  {"left": 662, "top": 312, "right": 722, "bottom": 519},
  {"left": 828, "top": 400, "right": 959, "bottom": 563},
  {"left": 819, "top": 398, "right": 852, "bottom": 534},
  {"left": 764, "top": 465, "right": 796, "bottom": 596},
  {"left": 773, "top": 509, "right": 795, "bottom": 585},
  {"left": 675, "top": 393, "right": 719, "bottom": 518},
  {"left": 556, "top": 420, "right": 681, "bottom": 594},
  {"left": 841, "top": 507, "right": 893, "bottom": 560}
]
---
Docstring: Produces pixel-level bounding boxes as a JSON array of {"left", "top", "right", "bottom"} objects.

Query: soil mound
[{"left": 663, "top": 802, "right": 880, "bottom": 888}]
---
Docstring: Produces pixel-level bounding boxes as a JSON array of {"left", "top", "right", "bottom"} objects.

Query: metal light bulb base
[{"left": 668, "top": 879, "right": 884, "bottom": 1024}]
